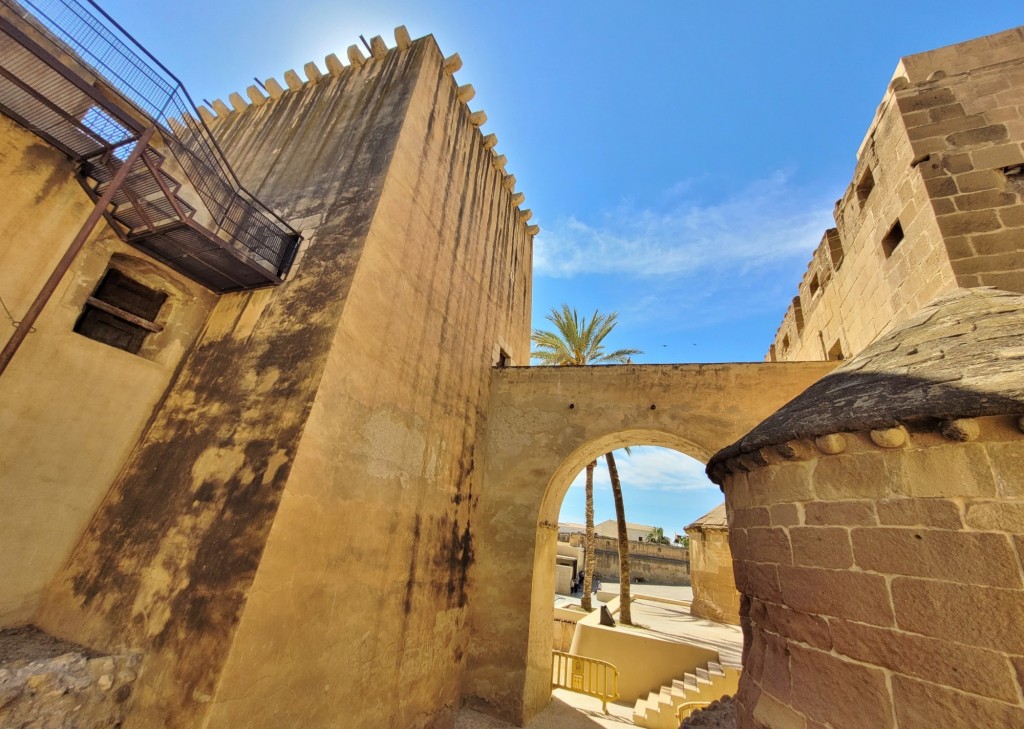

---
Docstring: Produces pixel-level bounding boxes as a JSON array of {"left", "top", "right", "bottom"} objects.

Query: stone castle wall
[
  {"left": 567, "top": 532, "right": 690, "bottom": 585},
  {"left": 770, "top": 26, "right": 1024, "bottom": 363},
  {"left": 18, "top": 27, "right": 531, "bottom": 729}
]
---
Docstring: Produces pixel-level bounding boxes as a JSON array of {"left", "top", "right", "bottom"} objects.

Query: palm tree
[
  {"left": 531, "top": 305, "right": 641, "bottom": 621},
  {"left": 604, "top": 449, "right": 635, "bottom": 624},
  {"left": 581, "top": 461, "right": 596, "bottom": 611},
  {"left": 646, "top": 526, "right": 670, "bottom": 544},
  {"left": 531, "top": 305, "right": 641, "bottom": 367}
]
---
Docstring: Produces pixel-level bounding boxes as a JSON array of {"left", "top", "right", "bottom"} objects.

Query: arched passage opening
[
  {"left": 533, "top": 431, "right": 718, "bottom": 698},
  {"left": 462, "top": 362, "right": 836, "bottom": 725}
]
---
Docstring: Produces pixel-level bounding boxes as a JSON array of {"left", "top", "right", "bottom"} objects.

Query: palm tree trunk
[
  {"left": 605, "top": 451, "right": 632, "bottom": 625},
  {"left": 581, "top": 461, "right": 596, "bottom": 612}
]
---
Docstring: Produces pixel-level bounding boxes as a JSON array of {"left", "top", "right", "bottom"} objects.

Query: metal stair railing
[
  {"left": 1, "top": 0, "right": 299, "bottom": 278},
  {"left": 551, "top": 650, "right": 620, "bottom": 714}
]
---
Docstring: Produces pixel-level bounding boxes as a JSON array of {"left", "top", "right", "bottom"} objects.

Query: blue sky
[{"left": 92, "top": 0, "right": 1021, "bottom": 531}]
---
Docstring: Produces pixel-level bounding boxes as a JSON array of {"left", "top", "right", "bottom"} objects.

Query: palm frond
[{"left": 530, "top": 304, "right": 643, "bottom": 366}]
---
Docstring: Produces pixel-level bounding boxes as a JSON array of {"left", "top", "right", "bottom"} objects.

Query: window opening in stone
[
  {"left": 497, "top": 349, "right": 510, "bottom": 367},
  {"left": 827, "top": 339, "right": 845, "bottom": 361},
  {"left": 74, "top": 269, "right": 166, "bottom": 354},
  {"left": 809, "top": 273, "right": 820, "bottom": 297},
  {"left": 856, "top": 168, "right": 875, "bottom": 206},
  {"left": 825, "top": 228, "right": 844, "bottom": 271},
  {"left": 882, "top": 219, "right": 904, "bottom": 258},
  {"left": 782, "top": 334, "right": 790, "bottom": 351}
]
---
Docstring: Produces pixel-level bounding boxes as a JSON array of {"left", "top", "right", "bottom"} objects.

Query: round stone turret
[{"left": 707, "top": 288, "right": 1024, "bottom": 729}]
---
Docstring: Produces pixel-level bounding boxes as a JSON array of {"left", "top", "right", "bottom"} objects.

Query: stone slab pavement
[{"left": 456, "top": 689, "right": 635, "bottom": 729}]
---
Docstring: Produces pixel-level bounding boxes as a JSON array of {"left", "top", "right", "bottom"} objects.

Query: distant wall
[
  {"left": 569, "top": 534, "right": 690, "bottom": 586},
  {"left": 685, "top": 526, "right": 740, "bottom": 625}
]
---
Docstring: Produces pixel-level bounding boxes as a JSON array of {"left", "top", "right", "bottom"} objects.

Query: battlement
[
  {"left": 769, "top": 25, "right": 1024, "bottom": 363},
  {"left": 181, "top": 27, "right": 538, "bottom": 243}
]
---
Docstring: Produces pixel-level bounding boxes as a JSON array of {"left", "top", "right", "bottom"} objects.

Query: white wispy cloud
[
  {"left": 533, "top": 170, "right": 834, "bottom": 279},
  {"left": 568, "top": 447, "right": 715, "bottom": 494}
]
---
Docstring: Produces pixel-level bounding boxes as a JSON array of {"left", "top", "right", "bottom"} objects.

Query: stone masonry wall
[
  {"left": 568, "top": 532, "right": 691, "bottom": 585},
  {"left": 718, "top": 417, "right": 1024, "bottom": 729},
  {"left": 769, "top": 26, "right": 1024, "bottom": 363},
  {"left": 686, "top": 526, "right": 740, "bottom": 625},
  {"left": 0, "top": 627, "right": 141, "bottom": 729}
]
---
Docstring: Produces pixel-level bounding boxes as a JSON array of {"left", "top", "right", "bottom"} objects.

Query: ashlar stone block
[
  {"left": 892, "top": 674, "right": 1024, "bottom": 729},
  {"left": 891, "top": 577, "right": 1024, "bottom": 652},
  {"left": 830, "top": 619, "right": 1021, "bottom": 702},
  {"left": 778, "top": 565, "right": 894, "bottom": 626},
  {"left": 789, "top": 644, "right": 895, "bottom": 729}
]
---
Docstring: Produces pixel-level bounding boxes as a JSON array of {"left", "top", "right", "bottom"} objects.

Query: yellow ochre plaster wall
[
  {"left": 203, "top": 34, "right": 532, "bottom": 729},
  {"left": 0, "top": 114, "right": 216, "bottom": 625}
]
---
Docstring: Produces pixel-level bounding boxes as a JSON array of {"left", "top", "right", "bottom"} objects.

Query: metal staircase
[{"left": 0, "top": 0, "right": 300, "bottom": 293}]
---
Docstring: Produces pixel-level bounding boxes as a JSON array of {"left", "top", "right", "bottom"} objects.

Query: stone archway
[{"left": 462, "top": 362, "right": 836, "bottom": 725}]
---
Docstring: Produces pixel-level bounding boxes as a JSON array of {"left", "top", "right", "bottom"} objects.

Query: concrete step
[{"left": 632, "top": 698, "right": 648, "bottom": 726}]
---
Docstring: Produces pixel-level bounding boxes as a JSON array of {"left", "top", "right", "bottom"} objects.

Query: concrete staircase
[{"left": 631, "top": 660, "right": 740, "bottom": 729}]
